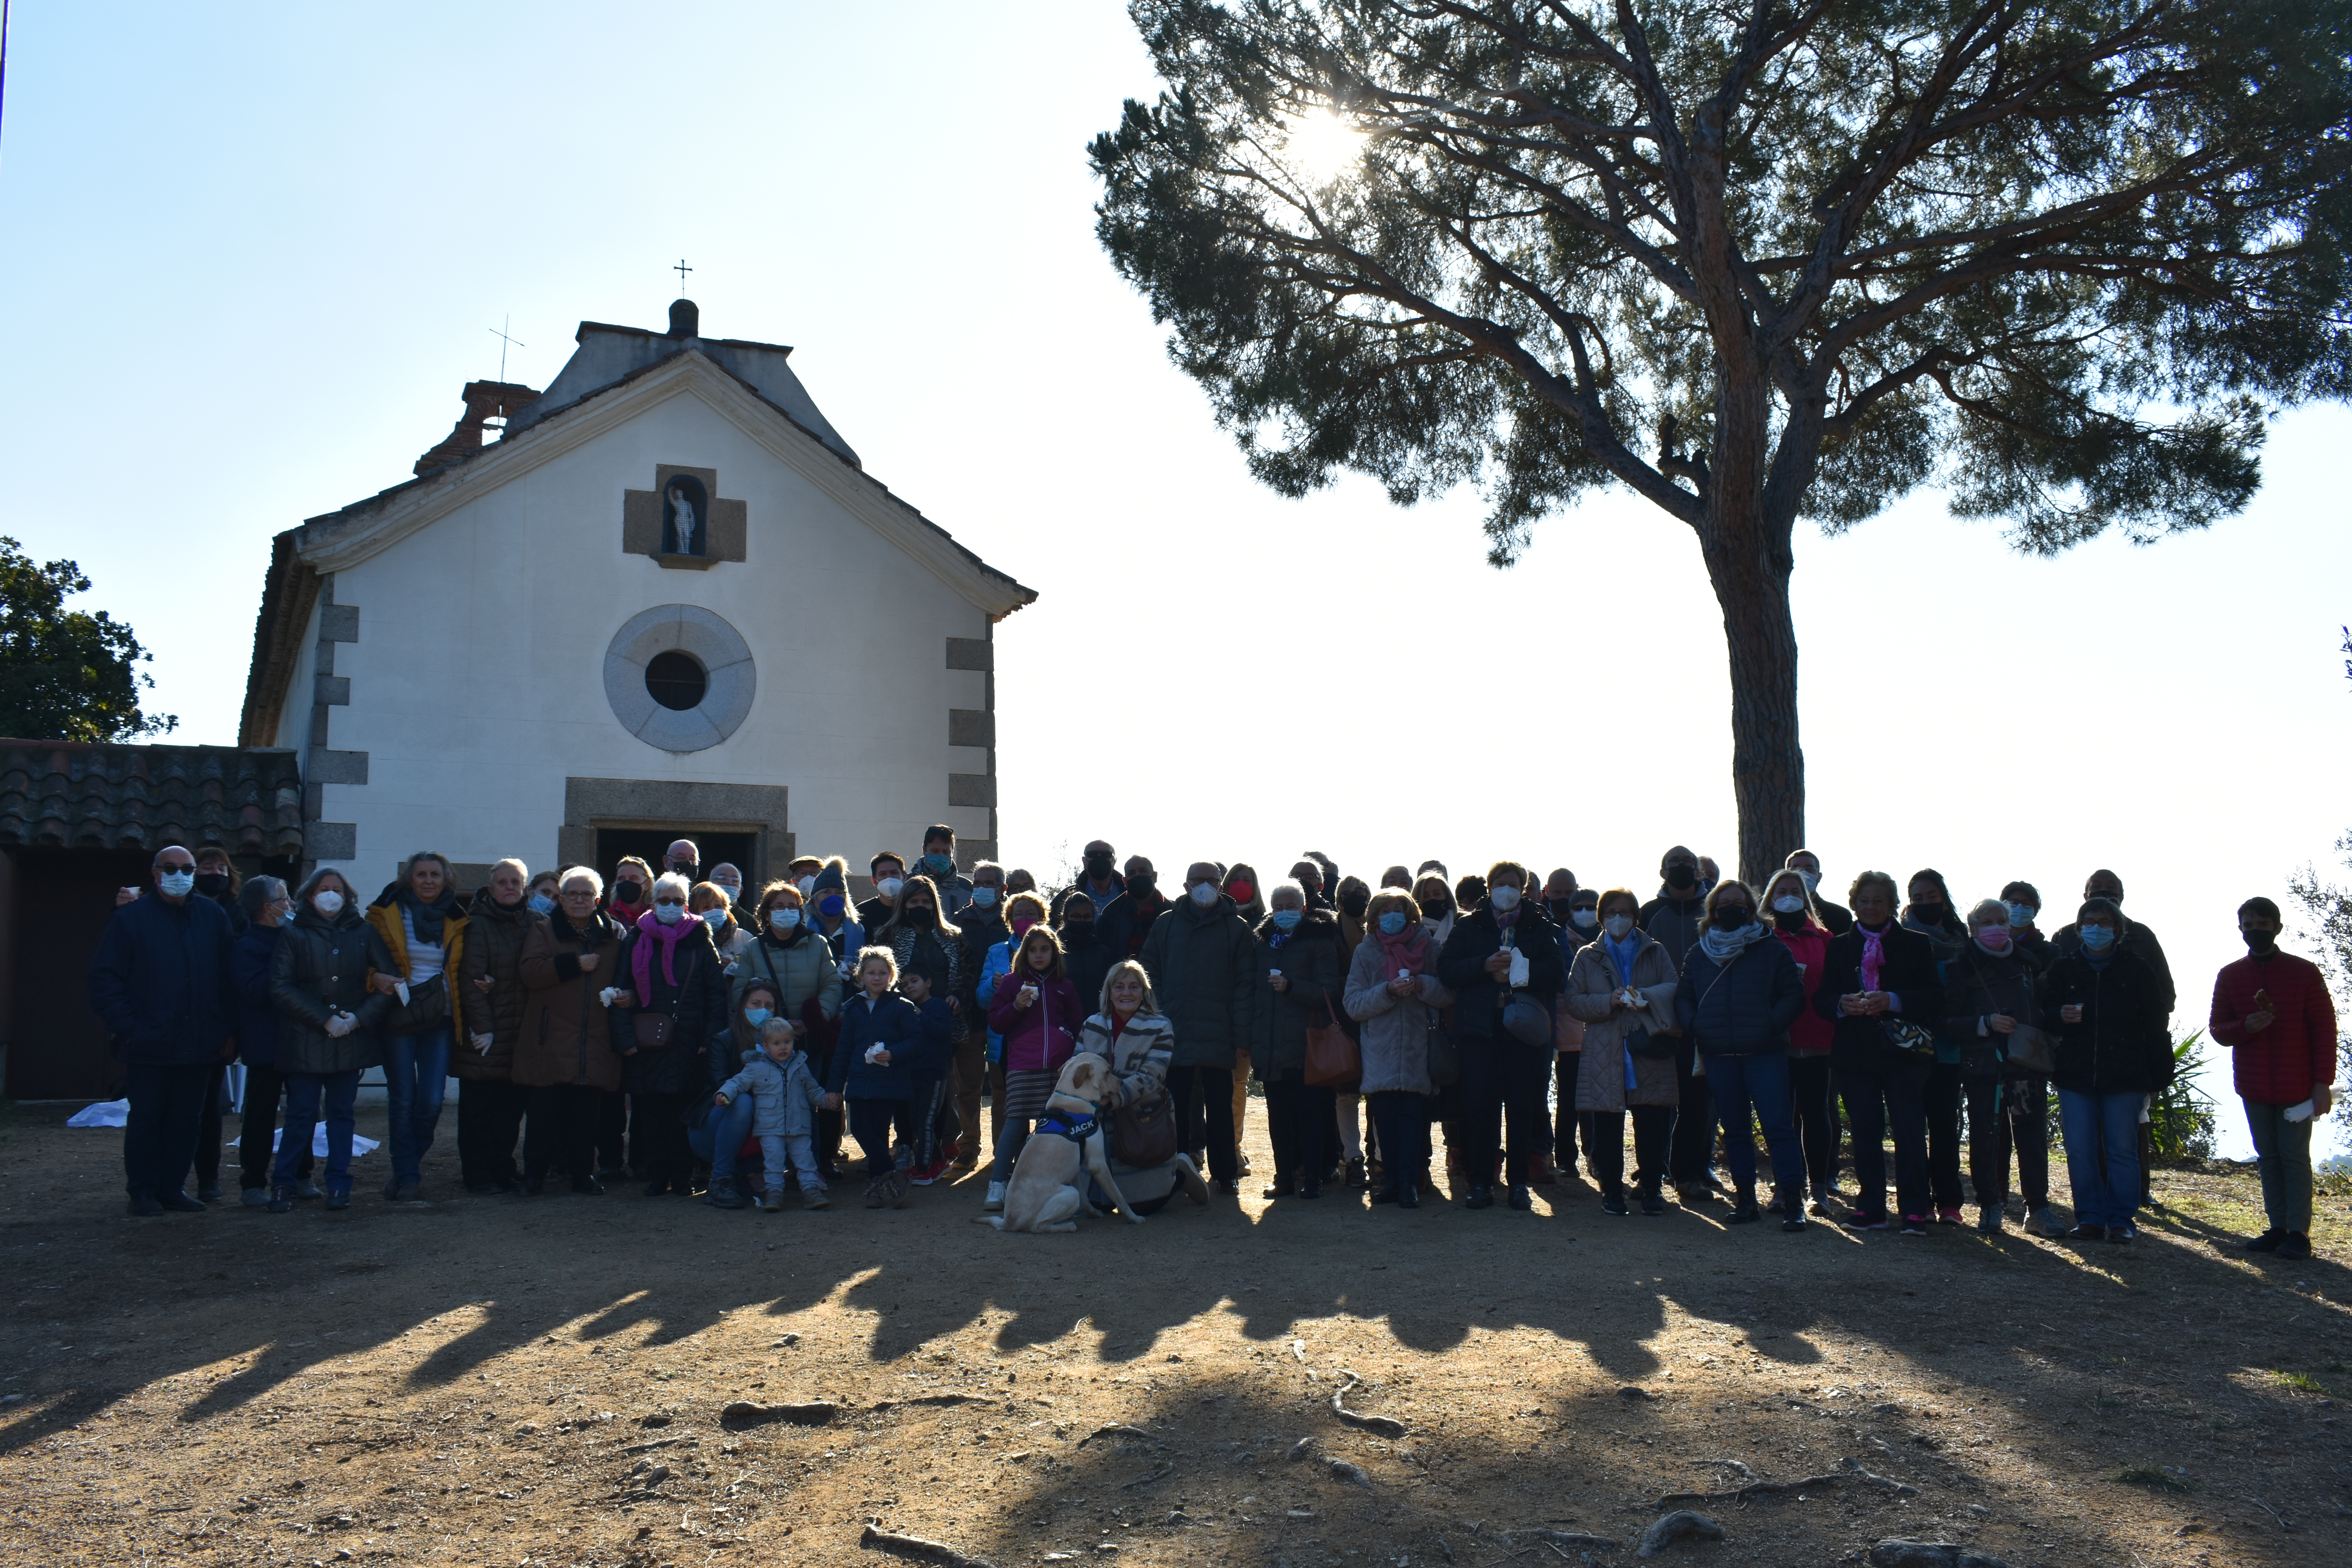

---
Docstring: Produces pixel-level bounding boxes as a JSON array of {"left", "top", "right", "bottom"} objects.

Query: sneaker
[
  {"left": 1843, "top": 1213, "right": 1888, "bottom": 1231},
  {"left": 1601, "top": 1193, "right": 1630, "bottom": 1217},
  {"left": 127, "top": 1194, "right": 164, "bottom": 1218},
  {"left": 2029, "top": 1205, "right": 2063, "bottom": 1238},
  {"left": 1465, "top": 1185, "right": 1495, "bottom": 1210},
  {"left": 325, "top": 1185, "right": 352, "bottom": 1210},
  {"left": 1212, "top": 1179, "right": 1241, "bottom": 1196},
  {"left": 1638, "top": 1189, "right": 1665, "bottom": 1216},
  {"left": 267, "top": 1185, "right": 294, "bottom": 1214},
  {"left": 1506, "top": 1184, "right": 1533, "bottom": 1211},
  {"left": 294, "top": 1179, "right": 325, "bottom": 1201},
  {"left": 197, "top": 1180, "right": 223, "bottom": 1203},
  {"left": 1976, "top": 1207, "right": 2004, "bottom": 1234},
  {"left": 761, "top": 1191, "right": 788, "bottom": 1212},
  {"left": 1181, "top": 1166, "right": 1210, "bottom": 1204},
  {"left": 1236, "top": 1151, "right": 1254, "bottom": 1177},
  {"left": 1781, "top": 1213, "right": 1808, "bottom": 1233},
  {"left": 984, "top": 1180, "right": 1006, "bottom": 1212},
  {"left": 802, "top": 1188, "right": 830, "bottom": 1210},
  {"left": 1936, "top": 1205, "right": 1965, "bottom": 1225},
  {"left": 2064, "top": 1223, "right": 2106, "bottom": 1243},
  {"left": 1345, "top": 1156, "right": 1368, "bottom": 1190},
  {"left": 1808, "top": 1197, "right": 1833, "bottom": 1218},
  {"left": 864, "top": 1178, "right": 889, "bottom": 1209},
  {"left": 395, "top": 1183, "right": 422, "bottom": 1202},
  {"left": 241, "top": 1186, "right": 270, "bottom": 1209},
  {"left": 159, "top": 1189, "right": 206, "bottom": 1213},
  {"left": 2276, "top": 1231, "right": 2312, "bottom": 1261},
  {"left": 2243, "top": 1228, "right": 2286, "bottom": 1254},
  {"left": 1529, "top": 1154, "right": 1558, "bottom": 1186},
  {"left": 1898, "top": 1215, "right": 1929, "bottom": 1236},
  {"left": 2108, "top": 1221, "right": 2137, "bottom": 1244},
  {"left": 706, "top": 1187, "right": 747, "bottom": 1210},
  {"left": 888, "top": 1171, "right": 912, "bottom": 1209}
]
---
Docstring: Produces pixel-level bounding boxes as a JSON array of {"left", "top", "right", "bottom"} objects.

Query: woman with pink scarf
[
  {"left": 1811, "top": 869, "right": 1946, "bottom": 1234},
  {"left": 612, "top": 872, "right": 729, "bottom": 1197},
  {"left": 1343, "top": 886, "right": 1455, "bottom": 1209}
]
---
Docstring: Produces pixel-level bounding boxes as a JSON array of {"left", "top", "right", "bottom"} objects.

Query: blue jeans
[
  {"left": 383, "top": 1025, "right": 452, "bottom": 1185},
  {"left": 279, "top": 1070, "right": 362, "bottom": 1191},
  {"left": 690, "top": 1097, "right": 756, "bottom": 1185},
  {"left": 1704, "top": 1051, "right": 1807, "bottom": 1202},
  {"left": 2058, "top": 1088, "right": 2144, "bottom": 1229}
]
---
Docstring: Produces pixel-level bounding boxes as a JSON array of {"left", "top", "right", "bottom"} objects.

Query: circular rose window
[{"left": 603, "top": 605, "right": 755, "bottom": 752}]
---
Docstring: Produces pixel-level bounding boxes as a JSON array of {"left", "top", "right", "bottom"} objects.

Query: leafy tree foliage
[
  {"left": 1092, "top": 0, "right": 2352, "bottom": 876},
  {"left": 0, "top": 537, "right": 177, "bottom": 743}
]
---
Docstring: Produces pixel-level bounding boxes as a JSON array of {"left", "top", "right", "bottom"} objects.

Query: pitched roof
[{"left": 0, "top": 741, "right": 306, "bottom": 857}]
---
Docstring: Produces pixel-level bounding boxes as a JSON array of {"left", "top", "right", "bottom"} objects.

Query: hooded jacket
[
  {"left": 454, "top": 888, "right": 543, "bottom": 1081},
  {"left": 1138, "top": 891, "right": 1260, "bottom": 1069},
  {"left": 2051, "top": 915, "right": 2176, "bottom": 1014},
  {"left": 269, "top": 904, "right": 396, "bottom": 1076},
  {"left": 1252, "top": 907, "right": 1346, "bottom": 1079},
  {"left": 514, "top": 908, "right": 629, "bottom": 1091},
  {"left": 88, "top": 891, "right": 239, "bottom": 1068},
  {"left": 716, "top": 1045, "right": 829, "bottom": 1139}
]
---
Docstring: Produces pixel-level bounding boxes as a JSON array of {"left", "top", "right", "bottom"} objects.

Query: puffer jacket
[
  {"left": 1769, "top": 920, "right": 1835, "bottom": 1054},
  {"left": 615, "top": 913, "right": 729, "bottom": 1096},
  {"left": 715, "top": 1045, "right": 828, "bottom": 1138},
  {"left": 2040, "top": 949, "right": 2175, "bottom": 1097},
  {"left": 1342, "top": 928, "right": 1453, "bottom": 1096},
  {"left": 1252, "top": 909, "right": 1346, "bottom": 1080},
  {"left": 455, "top": 889, "right": 542, "bottom": 1081},
  {"left": 2210, "top": 951, "right": 2338, "bottom": 1105},
  {"left": 1138, "top": 892, "right": 1259, "bottom": 1069},
  {"left": 365, "top": 883, "right": 470, "bottom": 1040},
  {"left": 1940, "top": 941, "right": 2048, "bottom": 1080},
  {"left": 830, "top": 991, "right": 924, "bottom": 1099},
  {"left": 1076, "top": 1009, "right": 1176, "bottom": 1107},
  {"left": 87, "top": 892, "right": 238, "bottom": 1067},
  {"left": 731, "top": 927, "right": 846, "bottom": 1023},
  {"left": 514, "top": 909, "right": 629, "bottom": 1091},
  {"left": 1567, "top": 936, "right": 1681, "bottom": 1112},
  {"left": 989, "top": 970, "right": 1083, "bottom": 1074},
  {"left": 1435, "top": 902, "right": 1567, "bottom": 1044},
  {"left": 1675, "top": 933, "right": 1805, "bottom": 1056},
  {"left": 269, "top": 905, "right": 396, "bottom": 1076}
]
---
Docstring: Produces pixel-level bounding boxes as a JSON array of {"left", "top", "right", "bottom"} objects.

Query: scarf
[
  {"left": 1603, "top": 931, "right": 1643, "bottom": 987},
  {"left": 632, "top": 906, "right": 699, "bottom": 1000},
  {"left": 1698, "top": 920, "right": 1772, "bottom": 963},
  {"left": 396, "top": 880, "right": 460, "bottom": 947},
  {"left": 1858, "top": 922, "right": 1890, "bottom": 993},
  {"left": 1374, "top": 923, "right": 1432, "bottom": 981}
]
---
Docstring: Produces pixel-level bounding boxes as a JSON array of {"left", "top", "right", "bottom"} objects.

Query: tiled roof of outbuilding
[{"left": 0, "top": 742, "right": 306, "bottom": 857}]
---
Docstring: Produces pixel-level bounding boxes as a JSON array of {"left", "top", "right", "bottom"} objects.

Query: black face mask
[
  {"left": 906, "top": 905, "right": 936, "bottom": 924},
  {"left": 1713, "top": 906, "right": 1753, "bottom": 930},
  {"left": 614, "top": 882, "right": 644, "bottom": 906},
  {"left": 670, "top": 862, "right": 697, "bottom": 879},
  {"left": 1912, "top": 900, "right": 1949, "bottom": 926},
  {"left": 1424, "top": 901, "right": 1451, "bottom": 920},
  {"left": 2243, "top": 927, "right": 2278, "bottom": 956},
  {"left": 1341, "top": 892, "right": 1369, "bottom": 917},
  {"left": 1545, "top": 898, "right": 1576, "bottom": 922},
  {"left": 1084, "top": 854, "right": 1115, "bottom": 877},
  {"left": 194, "top": 872, "right": 231, "bottom": 898},
  {"left": 1665, "top": 865, "right": 1698, "bottom": 893},
  {"left": 1129, "top": 872, "right": 1157, "bottom": 896}
]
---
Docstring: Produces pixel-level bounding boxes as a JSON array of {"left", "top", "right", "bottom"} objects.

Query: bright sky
[{"left": 4, "top": 4, "right": 2346, "bottom": 1154}]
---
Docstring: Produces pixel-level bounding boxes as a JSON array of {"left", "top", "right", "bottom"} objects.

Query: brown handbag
[
  {"left": 1303, "top": 990, "right": 1361, "bottom": 1089},
  {"left": 1109, "top": 1094, "right": 1178, "bottom": 1167},
  {"left": 632, "top": 1011, "right": 675, "bottom": 1051}
]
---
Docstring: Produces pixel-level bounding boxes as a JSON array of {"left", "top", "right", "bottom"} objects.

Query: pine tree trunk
[{"left": 1702, "top": 528, "right": 1805, "bottom": 887}]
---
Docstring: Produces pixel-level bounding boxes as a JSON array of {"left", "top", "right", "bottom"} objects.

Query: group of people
[{"left": 87, "top": 830, "right": 2339, "bottom": 1259}]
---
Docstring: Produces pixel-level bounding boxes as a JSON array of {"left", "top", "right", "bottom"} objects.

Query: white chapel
[{"left": 236, "top": 298, "right": 1034, "bottom": 890}]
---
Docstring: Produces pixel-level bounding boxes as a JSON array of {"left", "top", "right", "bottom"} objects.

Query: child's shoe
[
  {"left": 984, "top": 1180, "right": 1005, "bottom": 1212},
  {"left": 802, "top": 1187, "right": 829, "bottom": 1210},
  {"left": 864, "top": 1176, "right": 888, "bottom": 1209},
  {"left": 759, "top": 1189, "right": 785, "bottom": 1212},
  {"left": 706, "top": 1186, "right": 746, "bottom": 1210}
]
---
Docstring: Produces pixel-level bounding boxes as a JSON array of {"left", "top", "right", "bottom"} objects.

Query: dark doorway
[{"left": 593, "top": 828, "right": 759, "bottom": 887}]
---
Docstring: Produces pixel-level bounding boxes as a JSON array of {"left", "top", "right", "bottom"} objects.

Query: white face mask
[
  {"left": 796, "top": 875, "right": 817, "bottom": 897},
  {"left": 1571, "top": 908, "right": 1599, "bottom": 930},
  {"left": 313, "top": 890, "right": 345, "bottom": 915},
  {"left": 714, "top": 882, "right": 741, "bottom": 902},
  {"left": 701, "top": 909, "right": 728, "bottom": 929},
  {"left": 1602, "top": 913, "right": 1635, "bottom": 940},
  {"left": 770, "top": 908, "right": 802, "bottom": 931},
  {"left": 876, "top": 877, "right": 905, "bottom": 901},
  {"left": 1189, "top": 881, "right": 1219, "bottom": 907},
  {"left": 158, "top": 869, "right": 196, "bottom": 897},
  {"left": 1794, "top": 868, "right": 1820, "bottom": 893},
  {"left": 1489, "top": 886, "right": 1521, "bottom": 912},
  {"left": 1771, "top": 894, "right": 1807, "bottom": 915},
  {"left": 654, "top": 902, "right": 685, "bottom": 926}
]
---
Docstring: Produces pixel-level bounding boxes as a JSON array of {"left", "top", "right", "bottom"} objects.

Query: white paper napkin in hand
[
  {"left": 599, "top": 987, "right": 620, "bottom": 1007},
  {"left": 2285, "top": 1099, "right": 2316, "bottom": 1124},
  {"left": 1507, "top": 950, "right": 1531, "bottom": 988},
  {"left": 864, "top": 1043, "right": 888, "bottom": 1064},
  {"left": 394, "top": 981, "right": 410, "bottom": 1006}
]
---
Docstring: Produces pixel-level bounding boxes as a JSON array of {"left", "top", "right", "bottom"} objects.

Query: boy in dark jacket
[
  {"left": 2210, "top": 897, "right": 2338, "bottom": 1260},
  {"left": 826, "top": 948, "right": 924, "bottom": 1208}
]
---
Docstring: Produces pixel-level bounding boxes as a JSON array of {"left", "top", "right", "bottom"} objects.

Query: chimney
[
  {"left": 414, "top": 380, "right": 541, "bottom": 476},
  {"left": 668, "top": 298, "right": 700, "bottom": 338}
]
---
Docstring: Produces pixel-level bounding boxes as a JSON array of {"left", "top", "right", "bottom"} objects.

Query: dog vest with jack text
[{"left": 1033, "top": 1108, "right": 1100, "bottom": 1144}]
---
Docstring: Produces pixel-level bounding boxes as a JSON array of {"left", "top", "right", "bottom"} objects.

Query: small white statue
[{"left": 668, "top": 485, "right": 698, "bottom": 554}]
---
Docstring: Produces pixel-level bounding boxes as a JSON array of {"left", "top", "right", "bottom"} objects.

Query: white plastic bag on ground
[
  {"left": 65, "top": 1099, "right": 130, "bottom": 1128},
  {"left": 224, "top": 1123, "right": 380, "bottom": 1158}
]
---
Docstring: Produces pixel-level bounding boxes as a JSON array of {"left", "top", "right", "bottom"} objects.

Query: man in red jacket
[{"left": 2209, "top": 897, "right": 2339, "bottom": 1261}]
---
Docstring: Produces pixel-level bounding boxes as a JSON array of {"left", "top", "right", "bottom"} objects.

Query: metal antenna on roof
[
  {"left": 488, "top": 316, "right": 523, "bottom": 382},
  {"left": 673, "top": 259, "right": 693, "bottom": 291}
]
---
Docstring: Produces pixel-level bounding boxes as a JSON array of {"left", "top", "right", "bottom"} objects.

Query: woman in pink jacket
[
  {"left": 982, "top": 926, "right": 1084, "bottom": 1210},
  {"left": 1762, "top": 868, "right": 1837, "bottom": 1215}
]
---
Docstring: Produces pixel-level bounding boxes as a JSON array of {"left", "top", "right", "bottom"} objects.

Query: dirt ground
[{"left": 2, "top": 1099, "right": 2347, "bottom": 1568}]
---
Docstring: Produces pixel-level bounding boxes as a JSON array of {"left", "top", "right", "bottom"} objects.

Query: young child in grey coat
[{"left": 714, "top": 1018, "right": 831, "bottom": 1210}]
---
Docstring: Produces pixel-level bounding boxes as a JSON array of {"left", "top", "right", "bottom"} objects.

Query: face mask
[
  {"left": 1571, "top": 908, "right": 1599, "bottom": 930},
  {"left": 769, "top": 908, "right": 802, "bottom": 932},
  {"left": 278, "top": 904, "right": 297, "bottom": 926},
  {"left": 1129, "top": 871, "right": 1158, "bottom": 896},
  {"left": 714, "top": 882, "right": 741, "bottom": 903},
  {"left": 1794, "top": 868, "right": 1820, "bottom": 893},
  {"left": 796, "top": 875, "right": 817, "bottom": 897},
  {"left": 1911, "top": 900, "right": 1949, "bottom": 924},
  {"left": 1271, "top": 909, "right": 1303, "bottom": 931},
  {"left": 1771, "top": 894, "right": 1806, "bottom": 915},
  {"left": 906, "top": 905, "right": 935, "bottom": 924},
  {"left": 1189, "top": 882, "right": 1218, "bottom": 907},
  {"left": 528, "top": 893, "right": 556, "bottom": 916},
  {"left": 2006, "top": 902, "right": 2038, "bottom": 929},
  {"left": 158, "top": 869, "right": 196, "bottom": 897},
  {"left": 924, "top": 853, "right": 954, "bottom": 875},
  {"left": 973, "top": 886, "right": 998, "bottom": 908},
  {"left": 1083, "top": 853, "right": 1114, "bottom": 877},
  {"left": 2080, "top": 925, "right": 2116, "bottom": 951},
  {"left": 654, "top": 902, "right": 684, "bottom": 926},
  {"left": 743, "top": 1007, "right": 772, "bottom": 1029},
  {"left": 1011, "top": 917, "right": 1037, "bottom": 939},
  {"left": 1377, "top": 911, "right": 1408, "bottom": 936},
  {"left": 194, "top": 871, "right": 230, "bottom": 898},
  {"left": 1423, "top": 902, "right": 1450, "bottom": 920},
  {"left": 1490, "top": 886, "right": 1522, "bottom": 912},
  {"left": 1341, "top": 892, "right": 1369, "bottom": 917},
  {"left": 818, "top": 895, "right": 846, "bottom": 916},
  {"left": 614, "top": 882, "right": 644, "bottom": 906},
  {"left": 313, "top": 889, "right": 345, "bottom": 916},
  {"left": 701, "top": 909, "right": 728, "bottom": 929},
  {"left": 876, "top": 877, "right": 905, "bottom": 901},
  {"left": 1227, "top": 880, "right": 1256, "bottom": 904},
  {"left": 670, "top": 861, "right": 697, "bottom": 878},
  {"left": 2244, "top": 927, "right": 2278, "bottom": 955},
  {"left": 1975, "top": 926, "right": 2013, "bottom": 952},
  {"left": 1712, "top": 905, "right": 1753, "bottom": 930},
  {"left": 1664, "top": 865, "right": 1697, "bottom": 892},
  {"left": 1602, "top": 913, "right": 1635, "bottom": 940},
  {"left": 1546, "top": 898, "right": 1576, "bottom": 921}
]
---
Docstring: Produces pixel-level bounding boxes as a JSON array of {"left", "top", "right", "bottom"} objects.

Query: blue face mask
[
  {"left": 158, "top": 869, "right": 196, "bottom": 897},
  {"left": 769, "top": 908, "right": 802, "bottom": 932},
  {"left": 1377, "top": 911, "right": 1408, "bottom": 936},
  {"left": 2006, "top": 902, "right": 2038, "bottom": 929},
  {"left": 1271, "top": 909, "right": 1303, "bottom": 932},
  {"left": 924, "top": 853, "right": 955, "bottom": 876},
  {"left": 2080, "top": 924, "right": 2116, "bottom": 951},
  {"left": 743, "top": 1007, "right": 772, "bottom": 1029},
  {"left": 653, "top": 902, "right": 684, "bottom": 926},
  {"left": 973, "top": 886, "right": 999, "bottom": 908},
  {"left": 278, "top": 904, "right": 297, "bottom": 926},
  {"left": 528, "top": 893, "right": 556, "bottom": 916},
  {"left": 702, "top": 909, "right": 729, "bottom": 930}
]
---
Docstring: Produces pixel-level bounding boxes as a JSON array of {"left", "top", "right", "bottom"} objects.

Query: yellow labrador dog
[{"left": 987, "top": 1053, "right": 1142, "bottom": 1233}]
